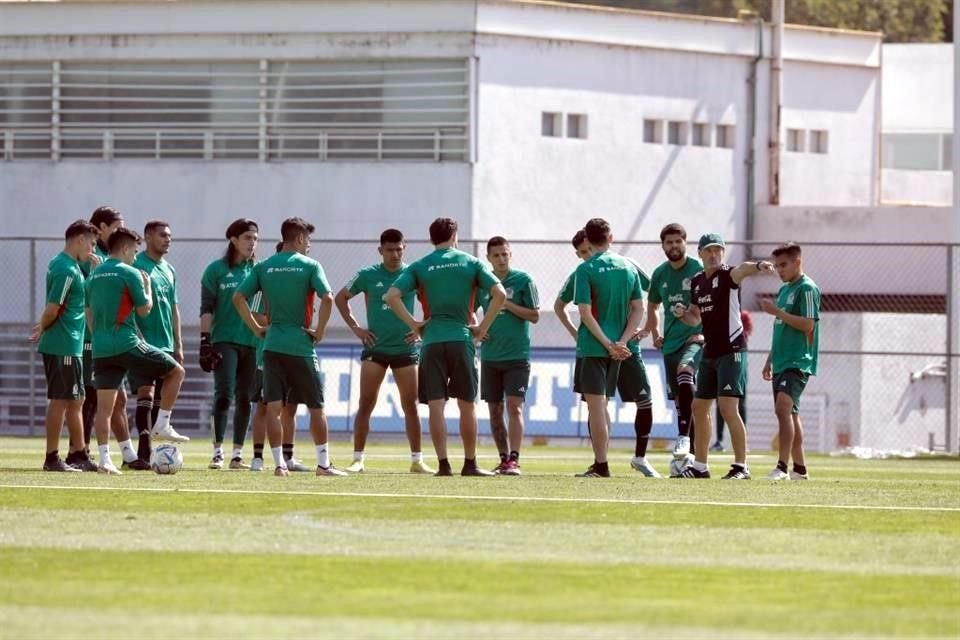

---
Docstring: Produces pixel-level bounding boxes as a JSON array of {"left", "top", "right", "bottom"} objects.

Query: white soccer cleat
[
  {"left": 97, "top": 461, "right": 122, "bottom": 475},
  {"left": 766, "top": 467, "right": 790, "bottom": 481},
  {"left": 672, "top": 435, "right": 691, "bottom": 459},
  {"left": 669, "top": 453, "right": 695, "bottom": 478},
  {"left": 316, "top": 465, "right": 348, "bottom": 477},
  {"left": 152, "top": 424, "right": 190, "bottom": 443},
  {"left": 208, "top": 454, "right": 224, "bottom": 470},
  {"left": 345, "top": 460, "right": 365, "bottom": 473},
  {"left": 250, "top": 457, "right": 264, "bottom": 472},
  {"left": 630, "top": 457, "right": 662, "bottom": 478},
  {"left": 285, "top": 457, "right": 311, "bottom": 472},
  {"left": 409, "top": 460, "right": 435, "bottom": 474},
  {"left": 789, "top": 469, "right": 809, "bottom": 480}
]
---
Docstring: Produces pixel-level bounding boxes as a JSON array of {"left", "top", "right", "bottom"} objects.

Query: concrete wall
[{"left": 882, "top": 43, "right": 952, "bottom": 131}]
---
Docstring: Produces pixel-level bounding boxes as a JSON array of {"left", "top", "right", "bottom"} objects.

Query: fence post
[
  {"left": 947, "top": 244, "right": 959, "bottom": 454},
  {"left": 28, "top": 239, "right": 37, "bottom": 436}
]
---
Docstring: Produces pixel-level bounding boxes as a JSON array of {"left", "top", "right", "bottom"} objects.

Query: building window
[
  {"left": 667, "top": 121, "right": 687, "bottom": 145},
  {"left": 643, "top": 119, "right": 662, "bottom": 144},
  {"left": 809, "top": 129, "right": 829, "bottom": 154},
  {"left": 786, "top": 128, "right": 805, "bottom": 152},
  {"left": 691, "top": 122, "right": 709, "bottom": 147},
  {"left": 542, "top": 112, "right": 562, "bottom": 138},
  {"left": 943, "top": 134, "right": 953, "bottom": 171},
  {"left": 566, "top": 113, "right": 587, "bottom": 139},
  {"left": 882, "top": 132, "right": 948, "bottom": 170},
  {"left": 716, "top": 124, "right": 735, "bottom": 149}
]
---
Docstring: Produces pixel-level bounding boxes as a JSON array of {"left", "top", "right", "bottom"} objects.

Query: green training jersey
[
  {"left": 347, "top": 263, "right": 417, "bottom": 357},
  {"left": 476, "top": 269, "right": 539, "bottom": 362},
  {"left": 38, "top": 251, "right": 86, "bottom": 358},
  {"left": 559, "top": 270, "right": 576, "bottom": 304},
  {"left": 648, "top": 256, "right": 703, "bottom": 355},
  {"left": 237, "top": 251, "right": 331, "bottom": 358},
  {"left": 200, "top": 258, "right": 259, "bottom": 349},
  {"left": 572, "top": 250, "right": 643, "bottom": 358},
  {"left": 133, "top": 251, "right": 178, "bottom": 353},
  {"left": 392, "top": 247, "right": 500, "bottom": 346},
  {"left": 85, "top": 257, "right": 150, "bottom": 358},
  {"left": 771, "top": 274, "right": 820, "bottom": 375},
  {"left": 78, "top": 241, "right": 111, "bottom": 343}
]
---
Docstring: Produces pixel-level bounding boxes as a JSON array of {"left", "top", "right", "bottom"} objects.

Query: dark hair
[
  {"left": 660, "top": 223, "right": 687, "bottom": 242},
  {"left": 486, "top": 236, "right": 508, "bottom": 253},
  {"left": 281, "top": 217, "right": 315, "bottom": 242},
  {"left": 772, "top": 242, "right": 802, "bottom": 259},
  {"left": 379, "top": 228, "right": 404, "bottom": 245},
  {"left": 275, "top": 241, "right": 284, "bottom": 254},
  {"left": 224, "top": 218, "right": 259, "bottom": 265},
  {"left": 65, "top": 219, "right": 98, "bottom": 241},
  {"left": 428, "top": 218, "right": 457, "bottom": 245},
  {"left": 90, "top": 206, "right": 122, "bottom": 229},
  {"left": 107, "top": 227, "right": 141, "bottom": 253},
  {"left": 571, "top": 229, "right": 587, "bottom": 248},
  {"left": 143, "top": 220, "right": 170, "bottom": 236},
  {"left": 584, "top": 218, "right": 610, "bottom": 245}
]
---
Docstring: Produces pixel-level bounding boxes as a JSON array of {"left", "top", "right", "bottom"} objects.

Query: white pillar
[{"left": 948, "top": 1, "right": 960, "bottom": 453}]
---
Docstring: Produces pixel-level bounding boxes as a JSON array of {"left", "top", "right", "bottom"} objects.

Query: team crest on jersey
[
  {"left": 787, "top": 293, "right": 795, "bottom": 304},
  {"left": 376, "top": 281, "right": 384, "bottom": 288},
  {"left": 505, "top": 287, "right": 514, "bottom": 299},
  {"left": 682, "top": 278, "right": 691, "bottom": 290},
  {"left": 712, "top": 277, "right": 719, "bottom": 288}
]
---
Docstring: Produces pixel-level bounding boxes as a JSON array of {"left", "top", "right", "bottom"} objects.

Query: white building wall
[{"left": 882, "top": 43, "right": 952, "bottom": 131}]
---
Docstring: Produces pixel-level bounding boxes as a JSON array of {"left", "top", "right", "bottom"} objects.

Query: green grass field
[{"left": 0, "top": 437, "right": 957, "bottom": 639}]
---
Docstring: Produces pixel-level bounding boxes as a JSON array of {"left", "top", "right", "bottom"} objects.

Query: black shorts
[
  {"left": 262, "top": 351, "right": 324, "bottom": 409},
  {"left": 94, "top": 344, "right": 177, "bottom": 391},
  {"left": 578, "top": 356, "right": 620, "bottom": 398},
  {"left": 42, "top": 353, "right": 84, "bottom": 400},
  {"left": 361, "top": 349, "right": 418, "bottom": 371},
  {"left": 617, "top": 353, "right": 651, "bottom": 403},
  {"left": 82, "top": 342, "right": 94, "bottom": 388},
  {"left": 696, "top": 351, "right": 747, "bottom": 399},
  {"left": 663, "top": 340, "right": 703, "bottom": 400},
  {"left": 481, "top": 359, "right": 531, "bottom": 403},
  {"left": 772, "top": 368, "right": 809, "bottom": 414},
  {"left": 418, "top": 341, "right": 478, "bottom": 404}
]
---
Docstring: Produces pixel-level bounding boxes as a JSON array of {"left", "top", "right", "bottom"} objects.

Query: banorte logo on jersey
[{"left": 266, "top": 267, "right": 305, "bottom": 274}]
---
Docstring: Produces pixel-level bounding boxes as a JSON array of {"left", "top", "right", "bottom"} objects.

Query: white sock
[
  {"left": 213, "top": 445, "right": 224, "bottom": 457},
  {"left": 232, "top": 447, "right": 243, "bottom": 460},
  {"left": 633, "top": 455, "right": 647, "bottom": 464},
  {"left": 154, "top": 409, "right": 172, "bottom": 432},
  {"left": 411, "top": 451, "right": 423, "bottom": 463},
  {"left": 98, "top": 444, "right": 111, "bottom": 466},
  {"left": 118, "top": 439, "right": 137, "bottom": 463},
  {"left": 353, "top": 450, "right": 364, "bottom": 463},
  {"left": 271, "top": 446, "right": 285, "bottom": 469},
  {"left": 693, "top": 460, "right": 709, "bottom": 472},
  {"left": 316, "top": 443, "right": 329, "bottom": 469}
]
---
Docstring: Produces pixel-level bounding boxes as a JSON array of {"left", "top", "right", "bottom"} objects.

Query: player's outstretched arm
[{"left": 731, "top": 259, "right": 775, "bottom": 285}]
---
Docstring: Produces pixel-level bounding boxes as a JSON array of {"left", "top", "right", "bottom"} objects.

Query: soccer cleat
[
  {"left": 710, "top": 441, "right": 725, "bottom": 453},
  {"left": 64, "top": 451, "right": 98, "bottom": 472},
  {"left": 409, "top": 460, "right": 435, "bottom": 474},
  {"left": 273, "top": 466, "right": 289, "bottom": 477},
  {"left": 672, "top": 435, "right": 691, "bottom": 459},
  {"left": 669, "top": 453, "right": 695, "bottom": 478},
  {"left": 492, "top": 459, "right": 509, "bottom": 475},
  {"left": 229, "top": 457, "right": 250, "bottom": 470},
  {"left": 121, "top": 458, "right": 151, "bottom": 471},
  {"left": 766, "top": 467, "right": 789, "bottom": 481},
  {"left": 345, "top": 460, "right": 365, "bottom": 473},
  {"left": 676, "top": 465, "right": 710, "bottom": 479},
  {"left": 434, "top": 461, "right": 454, "bottom": 477},
  {"left": 152, "top": 424, "right": 190, "bottom": 443},
  {"left": 500, "top": 459, "right": 522, "bottom": 476},
  {"left": 43, "top": 457, "right": 81, "bottom": 472},
  {"left": 576, "top": 464, "right": 610, "bottom": 478},
  {"left": 285, "top": 457, "right": 311, "bottom": 472},
  {"left": 208, "top": 454, "right": 224, "bottom": 470},
  {"left": 461, "top": 462, "right": 495, "bottom": 477},
  {"left": 790, "top": 470, "right": 809, "bottom": 481},
  {"left": 250, "top": 457, "right": 264, "bottom": 472},
  {"left": 722, "top": 465, "right": 752, "bottom": 480},
  {"left": 98, "top": 461, "right": 122, "bottom": 475},
  {"left": 316, "top": 465, "right": 348, "bottom": 477},
  {"left": 630, "top": 457, "right": 662, "bottom": 478}
]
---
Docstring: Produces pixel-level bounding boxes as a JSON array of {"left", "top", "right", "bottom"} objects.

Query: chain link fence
[{"left": 1, "top": 237, "right": 955, "bottom": 454}]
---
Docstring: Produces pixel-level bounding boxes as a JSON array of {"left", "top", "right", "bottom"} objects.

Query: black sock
[
  {"left": 438, "top": 458, "right": 451, "bottom": 470},
  {"left": 499, "top": 451, "right": 508, "bottom": 463},
  {"left": 253, "top": 443, "right": 264, "bottom": 460},
  {"left": 733, "top": 462, "right": 746, "bottom": 470},
  {"left": 508, "top": 450, "right": 519, "bottom": 463},
  {"left": 135, "top": 399, "right": 152, "bottom": 435},
  {"left": 777, "top": 460, "right": 788, "bottom": 473},
  {"left": 793, "top": 463, "right": 807, "bottom": 475},
  {"left": 45, "top": 450, "right": 58, "bottom": 462},
  {"left": 137, "top": 432, "right": 151, "bottom": 461},
  {"left": 463, "top": 457, "right": 477, "bottom": 468},
  {"left": 594, "top": 461, "right": 609, "bottom": 474},
  {"left": 282, "top": 443, "right": 294, "bottom": 461},
  {"left": 676, "top": 372, "right": 695, "bottom": 437},
  {"left": 634, "top": 401, "right": 653, "bottom": 457}
]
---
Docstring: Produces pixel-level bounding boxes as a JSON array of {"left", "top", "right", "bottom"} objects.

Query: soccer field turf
[{"left": 0, "top": 437, "right": 957, "bottom": 639}]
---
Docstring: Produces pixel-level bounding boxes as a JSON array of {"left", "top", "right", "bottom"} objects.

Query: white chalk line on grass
[{"left": 1, "top": 483, "right": 959, "bottom": 513}]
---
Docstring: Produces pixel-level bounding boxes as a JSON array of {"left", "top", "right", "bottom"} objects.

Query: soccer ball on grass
[{"left": 150, "top": 444, "right": 183, "bottom": 475}]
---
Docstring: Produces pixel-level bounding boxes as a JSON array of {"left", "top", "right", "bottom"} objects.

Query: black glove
[{"left": 198, "top": 333, "right": 222, "bottom": 372}]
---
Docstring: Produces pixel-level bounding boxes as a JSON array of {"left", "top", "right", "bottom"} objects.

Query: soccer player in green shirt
[
  {"left": 760, "top": 242, "right": 820, "bottom": 481},
  {"left": 572, "top": 218, "right": 644, "bottom": 478},
  {"left": 477, "top": 236, "right": 540, "bottom": 476},
  {"left": 130, "top": 220, "right": 182, "bottom": 466},
  {"left": 86, "top": 227, "right": 188, "bottom": 475},
  {"left": 78, "top": 206, "right": 128, "bottom": 455},
  {"left": 31, "top": 220, "right": 99, "bottom": 472},
  {"left": 200, "top": 218, "right": 263, "bottom": 470},
  {"left": 641, "top": 223, "right": 704, "bottom": 474},
  {"left": 335, "top": 228, "right": 432, "bottom": 474},
  {"left": 386, "top": 217, "right": 506, "bottom": 477},
  {"left": 234, "top": 217, "right": 345, "bottom": 477}
]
